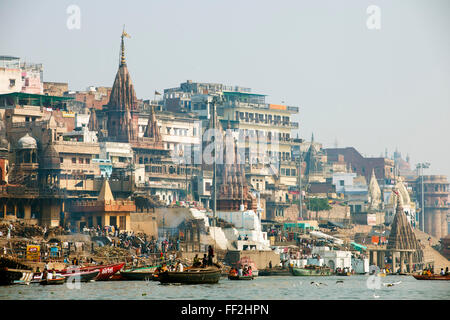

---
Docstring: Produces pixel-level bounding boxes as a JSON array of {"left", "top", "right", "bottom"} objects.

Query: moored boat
[
  {"left": 413, "top": 274, "right": 450, "bottom": 280},
  {"left": 258, "top": 268, "right": 291, "bottom": 276},
  {"left": 61, "top": 269, "right": 100, "bottom": 282},
  {"left": 228, "top": 275, "right": 254, "bottom": 280},
  {"left": 291, "top": 265, "right": 332, "bottom": 276},
  {"left": 335, "top": 271, "right": 351, "bottom": 276},
  {"left": 40, "top": 277, "right": 66, "bottom": 285},
  {"left": 67, "top": 263, "right": 125, "bottom": 281},
  {"left": 120, "top": 266, "right": 158, "bottom": 281},
  {"left": 0, "top": 268, "right": 34, "bottom": 286},
  {"left": 157, "top": 265, "right": 221, "bottom": 284}
]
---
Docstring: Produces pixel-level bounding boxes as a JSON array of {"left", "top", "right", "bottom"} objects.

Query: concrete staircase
[{"left": 414, "top": 229, "right": 449, "bottom": 271}]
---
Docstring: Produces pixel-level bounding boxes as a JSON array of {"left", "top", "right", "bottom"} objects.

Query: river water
[{"left": 1, "top": 275, "right": 449, "bottom": 300}]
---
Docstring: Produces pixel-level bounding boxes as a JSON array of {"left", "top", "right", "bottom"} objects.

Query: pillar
[
  {"left": 400, "top": 252, "right": 405, "bottom": 273},
  {"left": 408, "top": 252, "right": 413, "bottom": 273},
  {"left": 432, "top": 211, "right": 441, "bottom": 239},
  {"left": 369, "top": 251, "right": 374, "bottom": 265},
  {"left": 391, "top": 251, "right": 396, "bottom": 273},
  {"left": 441, "top": 210, "right": 448, "bottom": 241},
  {"left": 373, "top": 251, "right": 378, "bottom": 267},
  {"left": 425, "top": 209, "right": 432, "bottom": 236},
  {"left": 24, "top": 204, "right": 31, "bottom": 220},
  {"left": 377, "top": 251, "right": 382, "bottom": 268}
]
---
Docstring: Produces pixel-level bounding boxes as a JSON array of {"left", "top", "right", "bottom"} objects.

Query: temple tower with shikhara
[
  {"left": 106, "top": 28, "right": 139, "bottom": 142},
  {"left": 387, "top": 189, "right": 424, "bottom": 272},
  {"left": 216, "top": 122, "right": 257, "bottom": 211}
]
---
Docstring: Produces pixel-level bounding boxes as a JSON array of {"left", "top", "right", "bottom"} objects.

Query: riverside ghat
[{"left": 1, "top": 187, "right": 449, "bottom": 292}]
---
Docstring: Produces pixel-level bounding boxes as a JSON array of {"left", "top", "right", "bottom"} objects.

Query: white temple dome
[{"left": 17, "top": 133, "right": 37, "bottom": 149}]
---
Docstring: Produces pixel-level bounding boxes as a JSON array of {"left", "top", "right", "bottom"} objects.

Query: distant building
[
  {"left": 0, "top": 56, "right": 43, "bottom": 94},
  {"left": 414, "top": 175, "right": 449, "bottom": 239},
  {"left": 325, "top": 147, "right": 395, "bottom": 186}
]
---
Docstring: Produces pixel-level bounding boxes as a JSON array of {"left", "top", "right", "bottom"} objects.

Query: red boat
[
  {"left": 62, "top": 263, "right": 125, "bottom": 281},
  {"left": 413, "top": 274, "right": 450, "bottom": 280}
]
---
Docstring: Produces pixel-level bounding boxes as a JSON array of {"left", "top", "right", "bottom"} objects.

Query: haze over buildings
[{"left": 2, "top": 1, "right": 449, "bottom": 180}]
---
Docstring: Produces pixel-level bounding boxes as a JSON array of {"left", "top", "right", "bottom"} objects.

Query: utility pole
[
  {"left": 211, "top": 96, "right": 217, "bottom": 256},
  {"left": 416, "top": 162, "right": 430, "bottom": 232},
  {"left": 297, "top": 152, "right": 303, "bottom": 235}
]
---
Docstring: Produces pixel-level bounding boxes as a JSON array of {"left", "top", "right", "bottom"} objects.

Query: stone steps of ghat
[{"left": 414, "top": 229, "right": 449, "bottom": 271}]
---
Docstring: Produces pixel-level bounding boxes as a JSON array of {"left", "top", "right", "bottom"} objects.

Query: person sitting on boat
[
  {"left": 248, "top": 266, "right": 252, "bottom": 276},
  {"left": 202, "top": 254, "right": 208, "bottom": 268},
  {"left": 426, "top": 269, "right": 432, "bottom": 276},
  {"left": 440, "top": 268, "right": 445, "bottom": 276},
  {"left": 445, "top": 267, "right": 449, "bottom": 276},
  {"left": 238, "top": 266, "right": 243, "bottom": 276},
  {"left": 176, "top": 261, "right": 184, "bottom": 272},
  {"left": 243, "top": 266, "right": 248, "bottom": 276},
  {"left": 193, "top": 254, "right": 201, "bottom": 267}
]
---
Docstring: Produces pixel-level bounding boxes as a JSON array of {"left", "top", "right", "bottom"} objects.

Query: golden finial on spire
[{"left": 120, "top": 25, "right": 131, "bottom": 66}]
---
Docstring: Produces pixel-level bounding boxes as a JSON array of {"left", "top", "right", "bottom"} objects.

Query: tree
[{"left": 306, "top": 198, "right": 331, "bottom": 211}]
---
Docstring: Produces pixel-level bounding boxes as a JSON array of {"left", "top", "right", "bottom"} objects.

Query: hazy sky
[{"left": 1, "top": 0, "right": 449, "bottom": 178}]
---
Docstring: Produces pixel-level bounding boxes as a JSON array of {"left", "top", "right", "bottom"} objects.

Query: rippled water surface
[{"left": 1, "top": 275, "right": 449, "bottom": 300}]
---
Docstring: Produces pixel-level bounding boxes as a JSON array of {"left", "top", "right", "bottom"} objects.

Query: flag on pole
[
  {"left": 155, "top": 91, "right": 161, "bottom": 95},
  {"left": 122, "top": 31, "right": 131, "bottom": 38}
]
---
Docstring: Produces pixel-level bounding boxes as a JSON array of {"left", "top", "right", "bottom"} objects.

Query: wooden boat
[
  {"left": 413, "top": 274, "right": 450, "bottom": 280},
  {"left": 157, "top": 266, "right": 221, "bottom": 284},
  {"left": 0, "top": 268, "right": 34, "bottom": 286},
  {"left": 335, "top": 271, "right": 351, "bottom": 276},
  {"left": 291, "top": 266, "right": 332, "bottom": 276},
  {"left": 61, "top": 269, "right": 100, "bottom": 282},
  {"left": 13, "top": 271, "right": 35, "bottom": 285},
  {"left": 40, "top": 277, "right": 66, "bottom": 285},
  {"left": 258, "top": 268, "right": 292, "bottom": 276},
  {"left": 120, "top": 266, "right": 158, "bottom": 281},
  {"left": 228, "top": 275, "right": 254, "bottom": 280},
  {"left": 65, "top": 263, "right": 125, "bottom": 281}
]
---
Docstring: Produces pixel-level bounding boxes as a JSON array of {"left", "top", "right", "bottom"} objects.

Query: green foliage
[{"left": 306, "top": 198, "right": 331, "bottom": 211}]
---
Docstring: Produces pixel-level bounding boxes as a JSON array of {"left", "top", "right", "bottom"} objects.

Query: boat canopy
[
  {"left": 350, "top": 242, "right": 367, "bottom": 251},
  {"left": 283, "top": 222, "right": 315, "bottom": 230},
  {"left": 309, "top": 231, "right": 344, "bottom": 245}
]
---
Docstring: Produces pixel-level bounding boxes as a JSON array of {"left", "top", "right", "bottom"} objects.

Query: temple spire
[{"left": 120, "top": 26, "right": 131, "bottom": 67}]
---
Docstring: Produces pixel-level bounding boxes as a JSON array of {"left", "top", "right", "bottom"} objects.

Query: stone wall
[
  {"left": 224, "top": 250, "right": 280, "bottom": 270},
  {"left": 130, "top": 212, "right": 158, "bottom": 237},
  {"left": 306, "top": 203, "right": 350, "bottom": 221}
]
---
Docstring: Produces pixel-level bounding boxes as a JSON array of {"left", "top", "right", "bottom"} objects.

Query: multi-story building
[
  {"left": 325, "top": 147, "right": 395, "bottom": 187},
  {"left": 0, "top": 56, "right": 43, "bottom": 95},
  {"left": 414, "top": 175, "right": 449, "bottom": 239}
]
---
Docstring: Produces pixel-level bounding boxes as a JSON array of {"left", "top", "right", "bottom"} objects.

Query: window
[
  {"left": 120, "top": 216, "right": 126, "bottom": 230},
  {"left": 340, "top": 180, "right": 345, "bottom": 186},
  {"left": 79, "top": 158, "right": 84, "bottom": 164},
  {"left": 9, "top": 79, "right": 15, "bottom": 87},
  {"left": 72, "top": 158, "right": 76, "bottom": 164},
  {"left": 60, "top": 157, "right": 63, "bottom": 163},
  {"left": 85, "top": 158, "right": 90, "bottom": 164}
]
